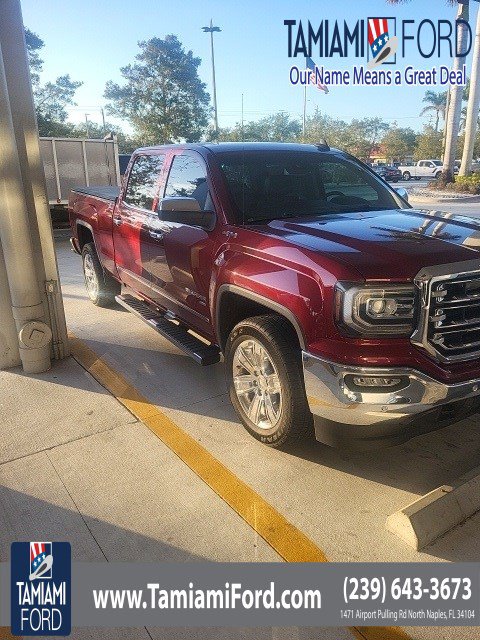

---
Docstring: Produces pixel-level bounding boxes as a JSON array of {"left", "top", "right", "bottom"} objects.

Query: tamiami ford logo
[
  {"left": 286, "top": 16, "right": 471, "bottom": 89},
  {"left": 11, "top": 542, "right": 71, "bottom": 636}
]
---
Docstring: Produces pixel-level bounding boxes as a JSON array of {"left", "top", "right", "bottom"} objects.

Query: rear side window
[
  {"left": 124, "top": 154, "right": 165, "bottom": 210},
  {"left": 163, "top": 154, "right": 211, "bottom": 210}
]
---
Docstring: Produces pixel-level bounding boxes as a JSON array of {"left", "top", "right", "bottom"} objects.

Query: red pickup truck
[{"left": 69, "top": 142, "right": 480, "bottom": 450}]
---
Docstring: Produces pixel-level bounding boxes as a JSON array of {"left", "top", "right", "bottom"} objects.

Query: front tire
[
  {"left": 82, "top": 243, "right": 120, "bottom": 307},
  {"left": 225, "top": 315, "right": 313, "bottom": 449},
  {"left": 402, "top": 171, "right": 411, "bottom": 181}
]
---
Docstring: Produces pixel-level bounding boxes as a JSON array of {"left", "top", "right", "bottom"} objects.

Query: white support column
[
  {"left": 0, "top": 38, "right": 52, "bottom": 373},
  {"left": 0, "top": 240, "right": 20, "bottom": 369},
  {"left": 0, "top": 0, "right": 69, "bottom": 365}
]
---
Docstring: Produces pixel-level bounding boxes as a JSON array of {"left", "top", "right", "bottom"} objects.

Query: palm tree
[
  {"left": 460, "top": 4, "right": 480, "bottom": 175},
  {"left": 389, "top": 1, "right": 467, "bottom": 183},
  {"left": 420, "top": 91, "right": 448, "bottom": 132},
  {"left": 442, "top": 1, "right": 470, "bottom": 182}
]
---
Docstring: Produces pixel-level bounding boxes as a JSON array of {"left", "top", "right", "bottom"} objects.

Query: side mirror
[
  {"left": 395, "top": 187, "right": 409, "bottom": 202},
  {"left": 158, "top": 197, "right": 216, "bottom": 230}
]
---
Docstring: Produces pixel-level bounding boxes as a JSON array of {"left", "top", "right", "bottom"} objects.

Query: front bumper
[{"left": 302, "top": 352, "right": 480, "bottom": 449}]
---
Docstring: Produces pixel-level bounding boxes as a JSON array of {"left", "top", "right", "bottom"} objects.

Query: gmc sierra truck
[{"left": 69, "top": 142, "right": 480, "bottom": 450}]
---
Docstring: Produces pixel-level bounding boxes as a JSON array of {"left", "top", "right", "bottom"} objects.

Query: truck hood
[{"left": 255, "top": 208, "right": 480, "bottom": 281}]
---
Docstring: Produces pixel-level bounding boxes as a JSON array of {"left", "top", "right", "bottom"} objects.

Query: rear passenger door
[
  {"left": 113, "top": 153, "right": 165, "bottom": 294},
  {"left": 143, "top": 151, "right": 215, "bottom": 334}
]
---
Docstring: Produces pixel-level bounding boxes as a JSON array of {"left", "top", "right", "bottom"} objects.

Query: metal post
[
  {"left": 101, "top": 108, "right": 107, "bottom": 137},
  {"left": 0, "top": 0, "right": 68, "bottom": 362},
  {"left": 210, "top": 25, "right": 218, "bottom": 137},
  {"left": 302, "top": 84, "right": 307, "bottom": 140},
  {"left": 85, "top": 113, "right": 90, "bottom": 138},
  {"left": 0, "top": 42, "right": 51, "bottom": 373},
  {"left": 202, "top": 20, "right": 221, "bottom": 138}
]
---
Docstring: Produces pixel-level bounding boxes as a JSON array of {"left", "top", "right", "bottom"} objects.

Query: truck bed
[{"left": 71, "top": 186, "right": 120, "bottom": 201}]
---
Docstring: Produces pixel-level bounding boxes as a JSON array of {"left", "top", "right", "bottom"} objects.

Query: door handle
[
  {"left": 113, "top": 216, "right": 123, "bottom": 226},
  {"left": 149, "top": 230, "right": 164, "bottom": 240}
]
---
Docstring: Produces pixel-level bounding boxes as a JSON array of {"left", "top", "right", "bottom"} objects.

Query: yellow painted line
[{"left": 69, "top": 332, "right": 412, "bottom": 640}]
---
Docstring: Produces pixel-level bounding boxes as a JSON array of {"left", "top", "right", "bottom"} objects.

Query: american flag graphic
[
  {"left": 306, "top": 57, "right": 329, "bottom": 94},
  {"left": 368, "top": 18, "right": 392, "bottom": 61},
  {"left": 30, "top": 541, "right": 52, "bottom": 578}
]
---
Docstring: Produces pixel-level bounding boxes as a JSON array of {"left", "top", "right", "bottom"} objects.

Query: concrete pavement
[
  {"left": 52, "top": 233, "right": 480, "bottom": 640},
  {"left": 3, "top": 230, "right": 480, "bottom": 639}
]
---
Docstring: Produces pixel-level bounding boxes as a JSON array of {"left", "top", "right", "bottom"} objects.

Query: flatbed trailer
[{"left": 40, "top": 136, "right": 121, "bottom": 208}]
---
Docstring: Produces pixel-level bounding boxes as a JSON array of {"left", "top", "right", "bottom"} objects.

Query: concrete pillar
[
  {"left": 0, "top": 0, "right": 69, "bottom": 361},
  {"left": 0, "top": 41, "right": 51, "bottom": 374},
  {"left": 0, "top": 241, "right": 20, "bottom": 369}
]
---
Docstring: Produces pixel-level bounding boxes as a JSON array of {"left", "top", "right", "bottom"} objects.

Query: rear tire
[
  {"left": 402, "top": 171, "right": 411, "bottom": 181},
  {"left": 225, "top": 315, "right": 313, "bottom": 449},
  {"left": 81, "top": 243, "right": 120, "bottom": 307}
]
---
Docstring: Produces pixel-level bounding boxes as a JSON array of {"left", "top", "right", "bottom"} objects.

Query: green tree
[
  {"left": 347, "top": 117, "right": 389, "bottom": 161},
  {"left": 420, "top": 90, "right": 448, "bottom": 132},
  {"left": 218, "top": 112, "right": 301, "bottom": 142},
  {"left": 413, "top": 126, "right": 444, "bottom": 161},
  {"left": 72, "top": 120, "right": 141, "bottom": 153},
  {"left": 25, "top": 28, "right": 43, "bottom": 86},
  {"left": 381, "top": 127, "right": 417, "bottom": 163},
  {"left": 303, "top": 108, "right": 350, "bottom": 149},
  {"left": 25, "top": 28, "right": 82, "bottom": 136},
  {"left": 105, "top": 35, "right": 210, "bottom": 144}
]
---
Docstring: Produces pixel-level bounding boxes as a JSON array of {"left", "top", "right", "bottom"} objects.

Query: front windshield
[
  {"left": 432, "top": 160, "right": 443, "bottom": 166},
  {"left": 216, "top": 151, "right": 406, "bottom": 225}
]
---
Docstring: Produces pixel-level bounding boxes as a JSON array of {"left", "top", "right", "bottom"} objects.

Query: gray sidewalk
[{"left": 0, "top": 355, "right": 355, "bottom": 640}]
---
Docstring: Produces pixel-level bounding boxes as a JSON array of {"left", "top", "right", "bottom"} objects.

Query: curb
[
  {"left": 409, "top": 194, "right": 480, "bottom": 204},
  {"left": 386, "top": 465, "right": 480, "bottom": 550}
]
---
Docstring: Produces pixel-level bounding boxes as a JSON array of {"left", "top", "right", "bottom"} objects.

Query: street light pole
[{"left": 202, "top": 20, "right": 221, "bottom": 138}]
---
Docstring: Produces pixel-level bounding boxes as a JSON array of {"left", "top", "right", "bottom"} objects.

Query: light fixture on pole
[{"left": 202, "top": 19, "right": 221, "bottom": 138}]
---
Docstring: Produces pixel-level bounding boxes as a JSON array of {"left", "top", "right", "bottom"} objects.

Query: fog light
[{"left": 352, "top": 376, "right": 401, "bottom": 387}]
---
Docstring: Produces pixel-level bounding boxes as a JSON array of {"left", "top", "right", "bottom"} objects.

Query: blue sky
[{"left": 21, "top": 0, "right": 477, "bottom": 133}]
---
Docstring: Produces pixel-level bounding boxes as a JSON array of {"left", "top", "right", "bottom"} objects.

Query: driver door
[
  {"left": 142, "top": 151, "right": 216, "bottom": 336},
  {"left": 113, "top": 152, "right": 166, "bottom": 296}
]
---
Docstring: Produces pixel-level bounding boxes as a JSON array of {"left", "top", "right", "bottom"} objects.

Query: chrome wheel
[
  {"left": 232, "top": 338, "right": 282, "bottom": 430},
  {"left": 83, "top": 252, "right": 98, "bottom": 300}
]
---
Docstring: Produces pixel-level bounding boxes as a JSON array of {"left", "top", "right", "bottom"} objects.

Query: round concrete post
[
  {"left": 0, "top": 43, "right": 51, "bottom": 373},
  {"left": 0, "top": 240, "right": 20, "bottom": 369},
  {"left": 0, "top": 0, "right": 69, "bottom": 360}
]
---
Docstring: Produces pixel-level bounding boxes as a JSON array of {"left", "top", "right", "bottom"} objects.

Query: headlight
[{"left": 335, "top": 283, "right": 416, "bottom": 336}]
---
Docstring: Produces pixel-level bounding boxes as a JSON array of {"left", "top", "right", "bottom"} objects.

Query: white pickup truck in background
[{"left": 398, "top": 160, "right": 443, "bottom": 181}]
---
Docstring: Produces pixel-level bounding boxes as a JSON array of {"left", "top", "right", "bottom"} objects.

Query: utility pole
[
  {"left": 101, "top": 108, "right": 107, "bottom": 137},
  {"left": 85, "top": 113, "right": 90, "bottom": 138},
  {"left": 202, "top": 20, "right": 221, "bottom": 138},
  {"left": 303, "top": 84, "right": 307, "bottom": 140},
  {"left": 0, "top": 0, "right": 68, "bottom": 372}
]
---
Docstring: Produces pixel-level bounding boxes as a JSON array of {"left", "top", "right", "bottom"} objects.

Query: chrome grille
[{"left": 427, "top": 274, "right": 480, "bottom": 361}]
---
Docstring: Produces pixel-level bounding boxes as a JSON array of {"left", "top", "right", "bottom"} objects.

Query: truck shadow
[
  {"left": 292, "top": 418, "right": 480, "bottom": 501},
  {"left": 5, "top": 347, "right": 480, "bottom": 564},
  {"left": 12, "top": 335, "right": 480, "bottom": 509}
]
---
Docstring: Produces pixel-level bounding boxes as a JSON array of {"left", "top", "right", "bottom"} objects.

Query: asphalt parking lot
[{"left": 40, "top": 213, "right": 480, "bottom": 640}]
